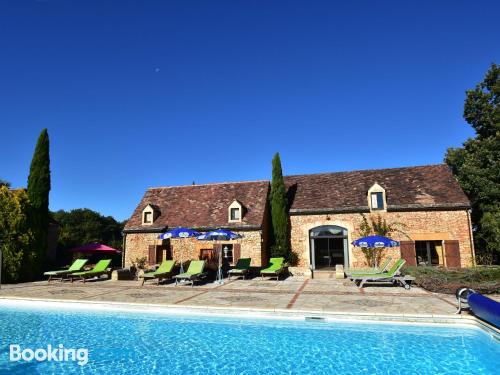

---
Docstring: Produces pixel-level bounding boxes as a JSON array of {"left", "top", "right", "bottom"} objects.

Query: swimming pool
[{"left": 0, "top": 301, "right": 498, "bottom": 374}]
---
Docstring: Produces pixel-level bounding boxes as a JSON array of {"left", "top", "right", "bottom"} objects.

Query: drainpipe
[
  {"left": 122, "top": 232, "right": 127, "bottom": 269},
  {"left": 467, "top": 209, "right": 476, "bottom": 267}
]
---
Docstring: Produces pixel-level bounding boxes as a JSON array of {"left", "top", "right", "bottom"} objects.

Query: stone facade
[
  {"left": 290, "top": 210, "right": 474, "bottom": 270},
  {"left": 124, "top": 230, "right": 266, "bottom": 268},
  {"left": 123, "top": 165, "right": 474, "bottom": 274},
  {"left": 124, "top": 232, "right": 160, "bottom": 266},
  {"left": 125, "top": 210, "right": 474, "bottom": 271}
]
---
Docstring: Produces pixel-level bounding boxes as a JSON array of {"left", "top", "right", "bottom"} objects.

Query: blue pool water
[{"left": 0, "top": 304, "right": 499, "bottom": 375}]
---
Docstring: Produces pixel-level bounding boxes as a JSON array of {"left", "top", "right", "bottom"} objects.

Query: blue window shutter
[{"left": 376, "top": 192, "right": 384, "bottom": 208}]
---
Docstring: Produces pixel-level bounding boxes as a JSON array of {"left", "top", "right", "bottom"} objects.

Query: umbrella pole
[
  {"left": 216, "top": 240, "right": 224, "bottom": 285},
  {"left": 179, "top": 241, "right": 184, "bottom": 274}
]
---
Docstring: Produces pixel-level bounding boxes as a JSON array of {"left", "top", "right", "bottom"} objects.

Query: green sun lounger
[
  {"left": 44, "top": 259, "right": 89, "bottom": 282},
  {"left": 227, "top": 258, "right": 252, "bottom": 280},
  {"left": 70, "top": 259, "right": 112, "bottom": 283},
  {"left": 345, "top": 257, "right": 392, "bottom": 277},
  {"left": 260, "top": 257, "right": 285, "bottom": 281},
  {"left": 140, "top": 260, "right": 175, "bottom": 285},
  {"left": 174, "top": 260, "right": 207, "bottom": 287},
  {"left": 348, "top": 259, "right": 407, "bottom": 289}
]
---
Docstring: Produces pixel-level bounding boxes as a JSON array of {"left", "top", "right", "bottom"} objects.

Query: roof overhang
[
  {"left": 386, "top": 203, "right": 471, "bottom": 211},
  {"left": 123, "top": 226, "right": 166, "bottom": 234},
  {"left": 289, "top": 203, "right": 470, "bottom": 215},
  {"left": 289, "top": 207, "right": 370, "bottom": 215},
  {"left": 123, "top": 224, "right": 261, "bottom": 234}
]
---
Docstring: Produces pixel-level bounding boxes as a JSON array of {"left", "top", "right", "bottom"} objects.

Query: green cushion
[
  {"left": 351, "top": 259, "right": 405, "bottom": 278},
  {"left": 44, "top": 259, "right": 88, "bottom": 276},
  {"left": 68, "top": 259, "right": 89, "bottom": 272},
  {"left": 185, "top": 260, "right": 205, "bottom": 275},
  {"left": 143, "top": 260, "right": 175, "bottom": 279},
  {"left": 72, "top": 259, "right": 111, "bottom": 276},
  {"left": 386, "top": 259, "right": 405, "bottom": 276},
  {"left": 154, "top": 260, "right": 175, "bottom": 275},
  {"left": 234, "top": 258, "right": 251, "bottom": 270},
  {"left": 260, "top": 257, "right": 284, "bottom": 273},
  {"left": 348, "top": 257, "right": 392, "bottom": 275}
]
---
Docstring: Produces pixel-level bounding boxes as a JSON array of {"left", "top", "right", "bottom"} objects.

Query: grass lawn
[{"left": 403, "top": 266, "right": 500, "bottom": 295}]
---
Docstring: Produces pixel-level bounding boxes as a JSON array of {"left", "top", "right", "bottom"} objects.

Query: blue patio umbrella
[
  {"left": 159, "top": 227, "right": 201, "bottom": 273},
  {"left": 351, "top": 235, "right": 400, "bottom": 267},
  {"left": 197, "top": 229, "right": 242, "bottom": 241},
  {"left": 197, "top": 229, "right": 242, "bottom": 284},
  {"left": 352, "top": 235, "right": 400, "bottom": 248},
  {"left": 159, "top": 227, "right": 201, "bottom": 240}
]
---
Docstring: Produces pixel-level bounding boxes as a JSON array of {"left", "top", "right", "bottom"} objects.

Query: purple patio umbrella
[{"left": 68, "top": 243, "right": 121, "bottom": 254}]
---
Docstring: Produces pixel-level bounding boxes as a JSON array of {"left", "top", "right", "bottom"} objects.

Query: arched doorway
[{"left": 309, "top": 225, "right": 349, "bottom": 270}]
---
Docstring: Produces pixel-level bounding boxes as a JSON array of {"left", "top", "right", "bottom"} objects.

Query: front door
[{"left": 309, "top": 225, "right": 348, "bottom": 270}]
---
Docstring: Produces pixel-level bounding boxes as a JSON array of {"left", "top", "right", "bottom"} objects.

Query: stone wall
[
  {"left": 124, "top": 232, "right": 160, "bottom": 267},
  {"left": 290, "top": 210, "right": 474, "bottom": 269},
  {"left": 124, "top": 230, "right": 265, "bottom": 268}
]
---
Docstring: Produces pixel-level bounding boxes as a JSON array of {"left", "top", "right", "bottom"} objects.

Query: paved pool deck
[{"left": 0, "top": 276, "right": 470, "bottom": 318}]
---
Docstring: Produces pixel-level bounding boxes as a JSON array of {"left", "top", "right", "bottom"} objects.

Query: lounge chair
[
  {"left": 174, "top": 260, "right": 207, "bottom": 287},
  {"left": 44, "top": 259, "right": 88, "bottom": 282},
  {"left": 260, "top": 257, "right": 285, "bottom": 281},
  {"left": 344, "top": 257, "right": 392, "bottom": 277},
  {"left": 140, "top": 260, "right": 175, "bottom": 286},
  {"left": 227, "top": 258, "right": 252, "bottom": 280},
  {"left": 70, "top": 259, "right": 112, "bottom": 283},
  {"left": 348, "top": 259, "right": 409, "bottom": 289}
]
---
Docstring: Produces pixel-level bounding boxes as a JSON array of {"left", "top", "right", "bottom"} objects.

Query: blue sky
[{"left": 0, "top": 1, "right": 499, "bottom": 221}]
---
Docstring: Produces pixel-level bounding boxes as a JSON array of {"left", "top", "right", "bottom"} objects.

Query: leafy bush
[
  {"left": 0, "top": 187, "right": 36, "bottom": 282},
  {"left": 403, "top": 266, "right": 500, "bottom": 294}
]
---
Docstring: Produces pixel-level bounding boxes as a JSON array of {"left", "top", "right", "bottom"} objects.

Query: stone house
[
  {"left": 123, "top": 164, "right": 474, "bottom": 273},
  {"left": 285, "top": 164, "right": 474, "bottom": 275},
  {"left": 123, "top": 181, "right": 270, "bottom": 269}
]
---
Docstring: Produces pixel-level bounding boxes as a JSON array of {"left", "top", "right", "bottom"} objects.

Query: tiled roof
[
  {"left": 124, "top": 181, "right": 269, "bottom": 232},
  {"left": 125, "top": 164, "right": 470, "bottom": 232},
  {"left": 285, "top": 164, "right": 470, "bottom": 213}
]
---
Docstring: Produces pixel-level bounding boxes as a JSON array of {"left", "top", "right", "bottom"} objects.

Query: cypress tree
[
  {"left": 269, "top": 153, "right": 290, "bottom": 260},
  {"left": 27, "top": 128, "right": 51, "bottom": 277}
]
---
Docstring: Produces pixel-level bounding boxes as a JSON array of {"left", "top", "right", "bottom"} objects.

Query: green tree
[
  {"left": 52, "top": 208, "right": 124, "bottom": 251},
  {"left": 445, "top": 63, "right": 500, "bottom": 264},
  {"left": 269, "top": 153, "right": 291, "bottom": 261},
  {"left": 0, "top": 187, "right": 35, "bottom": 282},
  {"left": 27, "top": 128, "right": 51, "bottom": 275},
  {"left": 0, "top": 179, "right": 10, "bottom": 187}
]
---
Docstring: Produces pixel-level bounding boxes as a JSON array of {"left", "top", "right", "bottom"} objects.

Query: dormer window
[
  {"left": 228, "top": 200, "right": 244, "bottom": 222},
  {"left": 367, "top": 183, "right": 386, "bottom": 212},
  {"left": 142, "top": 204, "right": 159, "bottom": 225},
  {"left": 230, "top": 208, "right": 241, "bottom": 221},
  {"left": 370, "top": 192, "right": 384, "bottom": 210}
]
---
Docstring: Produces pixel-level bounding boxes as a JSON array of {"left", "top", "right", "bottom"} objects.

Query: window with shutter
[
  {"left": 399, "top": 241, "right": 416, "bottom": 266},
  {"left": 444, "top": 240, "right": 461, "bottom": 268},
  {"left": 233, "top": 244, "right": 241, "bottom": 265},
  {"left": 148, "top": 245, "right": 157, "bottom": 266},
  {"left": 367, "top": 183, "right": 386, "bottom": 212}
]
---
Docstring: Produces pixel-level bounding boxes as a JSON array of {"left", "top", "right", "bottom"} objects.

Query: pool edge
[{"left": 0, "top": 296, "right": 498, "bottom": 338}]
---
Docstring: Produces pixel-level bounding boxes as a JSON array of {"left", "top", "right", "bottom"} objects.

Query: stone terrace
[{"left": 0, "top": 277, "right": 471, "bottom": 318}]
